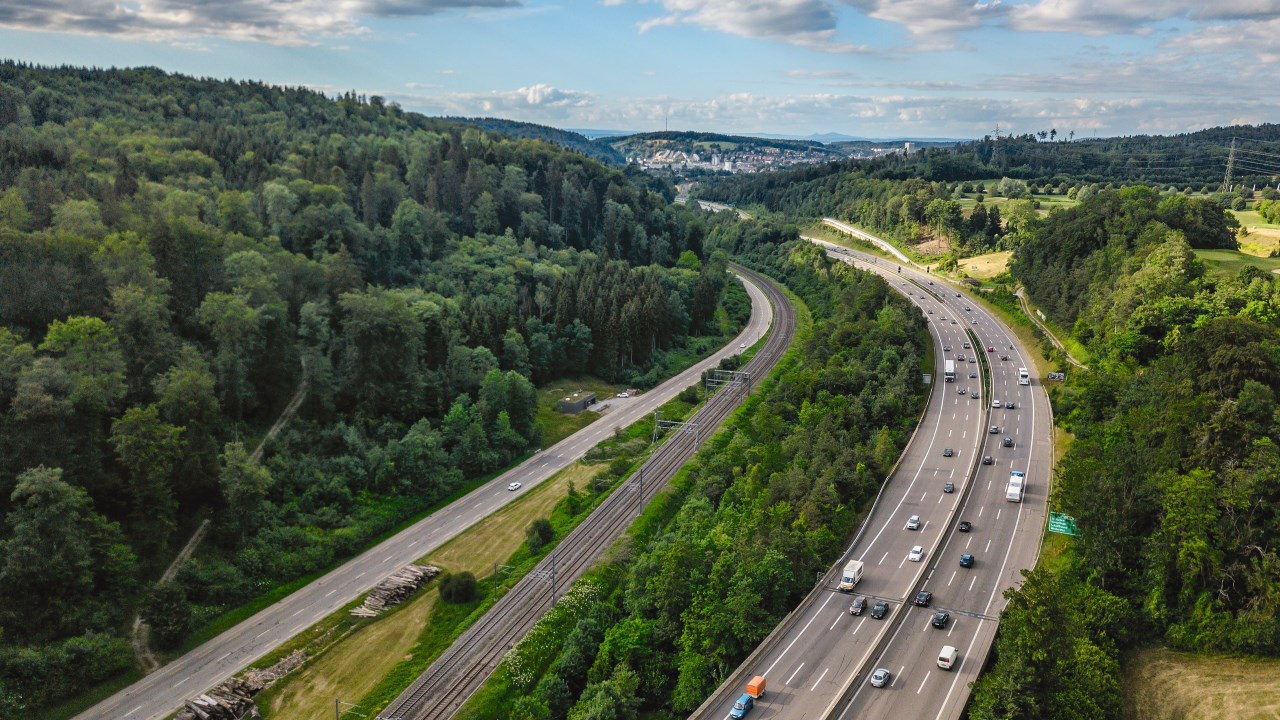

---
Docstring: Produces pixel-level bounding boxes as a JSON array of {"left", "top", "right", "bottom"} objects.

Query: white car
[
  {"left": 992, "top": 399, "right": 1002, "bottom": 408},
  {"left": 870, "top": 668, "right": 892, "bottom": 688},
  {"left": 739, "top": 342, "right": 747, "bottom": 348},
  {"left": 909, "top": 545, "right": 925, "bottom": 562},
  {"left": 508, "top": 482, "right": 522, "bottom": 491},
  {"left": 907, "top": 515, "right": 921, "bottom": 530},
  {"left": 616, "top": 392, "right": 629, "bottom": 398}
]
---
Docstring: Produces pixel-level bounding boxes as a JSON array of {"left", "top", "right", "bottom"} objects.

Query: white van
[{"left": 938, "top": 645, "right": 958, "bottom": 670}]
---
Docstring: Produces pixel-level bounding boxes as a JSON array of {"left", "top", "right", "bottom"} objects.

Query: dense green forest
[
  {"left": 480, "top": 217, "right": 929, "bottom": 720},
  {"left": 0, "top": 62, "right": 743, "bottom": 716},
  {"left": 445, "top": 118, "right": 625, "bottom": 166},
  {"left": 969, "top": 187, "right": 1280, "bottom": 719}
]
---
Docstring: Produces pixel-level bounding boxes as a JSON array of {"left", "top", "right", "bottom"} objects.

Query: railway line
[{"left": 380, "top": 264, "right": 797, "bottom": 720}]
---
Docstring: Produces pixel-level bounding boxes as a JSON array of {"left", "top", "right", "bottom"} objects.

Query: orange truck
[{"left": 746, "top": 675, "right": 766, "bottom": 698}]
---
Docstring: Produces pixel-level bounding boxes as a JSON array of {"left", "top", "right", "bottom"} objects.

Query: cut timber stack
[
  {"left": 174, "top": 677, "right": 262, "bottom": 720},
  {"left": 350, "top": 564, "right": 441, "bottom": 617}
]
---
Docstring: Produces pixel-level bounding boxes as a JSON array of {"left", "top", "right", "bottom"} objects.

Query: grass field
[
  {"left": 1122, "top": 647, "right": 1280, "bottom": 720},
  {"left": 958, "top": 251, "right": 1011, "bottom": 280},
  {"left": 1231, "top": 209, "right": 1280, "bottom": 257},
  {"left": 260, "top": 462, "right": 602, "bottom": 719},
  {"left": 536, "top": 378, "right": 624, "bottom": 447},
  {"left": 1195, "top": 248, "right": 1280, "bottom": 277}
]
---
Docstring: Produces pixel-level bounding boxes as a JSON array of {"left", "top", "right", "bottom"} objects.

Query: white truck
[
  {"left": 1006, "top": 470, "right": 1025, "bottom": 502},
  {"left": 837, "top": 560, "right": 865, "bottom": 592},
  {"left": 944, "top": 359, "right": 955, "bottom": 382},
  {"left": 1018, "top": 367, "right": 1030, "bottom": 386}
]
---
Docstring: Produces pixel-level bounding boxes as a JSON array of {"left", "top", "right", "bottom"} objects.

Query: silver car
[{"left": 870, "top": 668, "right": 892, "bottom": 688}]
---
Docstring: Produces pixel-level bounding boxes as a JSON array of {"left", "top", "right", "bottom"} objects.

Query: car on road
[
  {"left": 1000, "top": 354, "right": 1009, "bottom": 361},
  {"left": 958, "top": 520, "right": 972, "bottom": 532},
  {"left": 972, "top": 318, "right": 978, "bottom": 324},
  {"left": 1003, "top": 436, "right": 1014, "bottom": 447},
  {"left": 870, "top": 668, "right": 892, "bottom": 688},
  {"left": 990, "top": 425, "right": 999, "bottom": 434},
  {"left": 969, "top": 371, "right": 977, "bottom": 378},
  {"left": 739, "top": 342, "right": 747, "bottom": 349},
  {"left": 972, "top": 391, "right": 980, "bottom": 399},
  {"left": 508, "top": 482, "right": 522, "bottom": 491},
  {"left": 992, "top": 399, "right": 1002, "bottom": 408},
  {"left": 951, "top": 319, "right": 957, "bottom": 324},
  {"left": 909, "top": 545, "right": 925, "bottom": 562},
  {"left": 914, "top": 590, "right": 933, "bottom": 606},
  {"left": 870, "top": 600, "right": 890, "bottom": 619},
  {"left": 1006, "top": 401, "right": 1016, "bottom": 409},
  {"left": 954, "top": 292, "right": 961, "bottom": 297},
  {"left": 849, "top": 596, "right": 867, "bottom": 616},
  {"left": 957, "top": 387, "right": 967, "bottom": 396},
  {"left": 932, "top": 611, "right": 951, "bottom": 628},
  {"left": 988, "top": 346, "right": 995, "bottom": 352},
  {"left": 962, "top": 341, "right": 971, "bottom": 348},
  {"left": 960, "top": 553, "right": 975, "bottom": 568},
  {"left": 943, "top": 447, "right": 954, "bottom": 457},
  {"left": 943, "top": 344, "right": 952, "bottom": 352},
  {"left": 927, "top": 309, "right": 933, "bottom": 314},
  {"left": 616, "top": 392, "right": 630, "bottom": 398},
  {"left": 957, "top": 353, "right": 966, "bottom": 361},
  {"left": 965, "top": 306, "right": 971, "bottom": 311},
  {"left": 982, "top": 455, "right": 993, "bottom": 465},
  {"left": 907, "top": 514, "right": 922, "bottom": 530},
  {"left": 729, "top": 693, "right": 755, "bottom": 719},
  {"left": 944, "top": 481, "right": 955, "bottom": 493}
]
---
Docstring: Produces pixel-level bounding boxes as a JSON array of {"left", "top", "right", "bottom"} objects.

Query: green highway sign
[{"left": 1048, "top": 512, "right": 1080, "bottom": 536}]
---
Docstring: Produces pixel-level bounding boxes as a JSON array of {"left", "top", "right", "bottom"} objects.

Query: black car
[
  {"left": 1003, "top": 437, "right": 1014, "bottom": 448},
  {"left": 1006, "top": 401, "right": 1016, "bottom": 409},
  {"left": 943, "top": 447, "right": 954, "bottom": 457},
  {"left": 958, "top": 520, "right": 972, "bottom": 532},
  {"left": 849, "top": 596, "right": 868, "bottom": 616},
  {"left": 932, "top": 611, "right": 951, "bottom": 628},
  {"left": 870, "top": 600, "right": 890, "bottom": 619},
  {"left": 943, "top": 481, "right": 955, "bottom": 493},
  {"left": 960, "top": 553, "right": 975, "bottom": 568},
  {"left": 913, "top": 590, "right": 933, "bottom": 607},
  {"left": 1000, "top": 354, "right": 1009, "bottom": 361},
  {"left": 982, "top": 455, "right": 993, "bottom": 465}
]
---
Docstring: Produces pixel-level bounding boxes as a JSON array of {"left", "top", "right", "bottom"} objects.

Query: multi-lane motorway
[
  {"left": 692, "top": 234, "right": 1051, "bottom": 720},
  {"left": 77, "top": 273, "right": 773, "bottom": 720}
]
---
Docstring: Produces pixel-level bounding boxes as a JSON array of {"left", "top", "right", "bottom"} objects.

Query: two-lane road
[{"left": 80, "top": 273, "right": 774, "bottom": 720}]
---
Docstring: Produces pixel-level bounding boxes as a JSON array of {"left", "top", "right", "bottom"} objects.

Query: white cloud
[
  {"left": 623, "top": 0, "right": 870, "bottom": 53},
  {"left": 1007, "top": 0, "right": 1280, "bottom": 35},
  {"left": 845, "top": 0, "right": 1004, "bottom": 37},
  {"left": 396, "top": 83, "right": 596, "bottom": 120},
  {"left": 0, "top": 0, "right": 521, "bottom": 45}
]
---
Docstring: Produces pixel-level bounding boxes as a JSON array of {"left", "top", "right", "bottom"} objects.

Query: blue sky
[{"left": 2, "top": 0, "right": 1278, "bottom": 138}]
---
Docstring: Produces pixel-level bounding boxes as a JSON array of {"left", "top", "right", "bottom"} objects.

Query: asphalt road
[
  {"left": 77, "top": 272, "right": 773, "bottom": 720},
  {"left": 692, "top": 237, "right": 1050, "bottom": 720}
]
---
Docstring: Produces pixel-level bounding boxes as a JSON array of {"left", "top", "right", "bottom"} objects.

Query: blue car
[
  {"left": 729, "top": 693, "right": 755, "bottom": 719},
  {"left": 960, "top": 553, "right": 975, "bottom": 568}
]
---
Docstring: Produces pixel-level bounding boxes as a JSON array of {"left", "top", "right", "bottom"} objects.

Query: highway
[
  {"left": 77, "top": 272, "right": 774, "bottom": 720},
  {"left": 691, "top": 233, "right": 1051, "bottom": 720}
]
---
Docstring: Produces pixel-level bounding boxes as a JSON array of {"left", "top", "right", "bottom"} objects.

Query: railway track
[{"left": 381, "top": 264, "right": 796, "bottom": 720}]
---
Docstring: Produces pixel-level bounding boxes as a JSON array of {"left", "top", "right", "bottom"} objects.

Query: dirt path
[
  {"left": 130, "top": 363, "right": 310, "bottom": 674},
  {"left": 1015, "top": 287, "right": 1089, "bottom": 369}
]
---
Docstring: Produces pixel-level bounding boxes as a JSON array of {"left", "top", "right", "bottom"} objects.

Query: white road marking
[
  {"left": 325, "top": 589, "right": 337, "bottom": 597},
  {"left": 918, "top": 671, "right": 932, "bottom": 694},
  {"left": 764, "top": 592, "right": 837, "bottom": 676},
  {"left": 125, "top": 706, "right": 143, "bottom": 717},
  {"left": 812, "top": 667, "right": 831, "bottom": 691},
  {"left": 985, "top": 539, "right": 992, "bottom": 553},
  {"left": 830, "top": 615, "right": 842, "bottom": 631},
  {"left": 216, "top": 652, "right": 231, "bottom": 662},
  {"left": 173, "top": 677, "right": 188, "bottom": 687},
  {"left": 996, "top": 509, "right": 1002, "bottom": 521},
  {"left": 878, "top": 552, "right": 888, "bottom": 565},
  {"left": 921, "top": 493, "right": 928, "bottom": 503},
  {"left": 938, "top": 494, "right": 944, "bottom": 504},
  {"left": 292, "top": 608, "right": 304, "bottom": 617},
  {"left": 355, "top": 571, "right": 366, "bottom": 579},
  {"left": 786, "top": 662, "right": 806, "bottom": 685},
  {"left": 948, "top": 570, "right": 956, "bottom": 587},
  {"left": 382, "top": 555, "right": 393, "bottom": 563},
  {"left": 898, "top": 555, "right": 908, "bottom": 569},
  {"left": 852, "top": 617, "right": 866, "bottom": 635},
  {"left": 255, "top": 628, "right": 270, "bottom": 639},
  {"left": 969, "top": 574, "right": 978, "bottom": 592},
  {"left": 978, "top": 506, "right": 984, "bottom": 517}
]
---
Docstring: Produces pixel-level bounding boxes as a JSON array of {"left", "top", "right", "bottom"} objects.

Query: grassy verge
[
  {"left": 255, "top": 461, "right": 604, "bottom": 719},
  {"left": 1121, "top": 647, "right": 1280, "bottom": 720},
  {"left": 957, "top": 251, "right": 1011, "bottom": 280}
]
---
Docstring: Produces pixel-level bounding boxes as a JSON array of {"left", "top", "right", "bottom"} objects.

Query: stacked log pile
[
  {"left": 174, "top": 677, "right": 262, "bottom": 720},
  {"left": 350, "top": 564, "right": 441, "bottom": 617}
]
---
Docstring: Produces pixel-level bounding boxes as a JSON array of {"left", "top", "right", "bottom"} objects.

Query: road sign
[{"left": 1048, "top": 512, "right": 1080, "bottom": 536}]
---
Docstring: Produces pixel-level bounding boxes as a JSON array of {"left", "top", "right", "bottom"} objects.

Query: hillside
[
  {"left": 445, "top": 116, "right": 625, "bottom": 165},
  {"left": 0, "top": 61, "right": 738, "bottom": 717}
]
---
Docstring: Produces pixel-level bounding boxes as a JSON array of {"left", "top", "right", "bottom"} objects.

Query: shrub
[
  {"left": 526, "top": 519, "right": 555, "bottom": 552},
  {"left": 439, "top": 572, "right": 478, "bottom": 604}
]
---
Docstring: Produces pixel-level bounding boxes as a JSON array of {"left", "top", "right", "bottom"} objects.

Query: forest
[
  {"left": 969, "top": 187, "right": 1280, "bottom": 719},
  {"left": 0, "top": 62, "right": 742, "bottom": 716},
  {"left": 470, "top": 217, "right": 930, "bottom": 720}
]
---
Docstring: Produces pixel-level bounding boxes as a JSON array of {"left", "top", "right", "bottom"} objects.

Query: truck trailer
[{"left": 837, "top": 560, "right": 864, "bottom": 592}]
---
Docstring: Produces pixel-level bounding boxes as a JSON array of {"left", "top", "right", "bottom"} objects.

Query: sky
[{"left": 2, "top": 0, "right": 1279, "bottom": 138}]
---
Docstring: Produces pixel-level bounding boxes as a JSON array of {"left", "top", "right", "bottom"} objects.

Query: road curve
[
  {"left": 76, "top": 272, "right": 774, "bottom": 720},
  {"left": 690, "top": 236, "right": 1050, "bottom": 720},
  {"left": 382, "top": 264, "right": 796, "bottom": 720}
]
